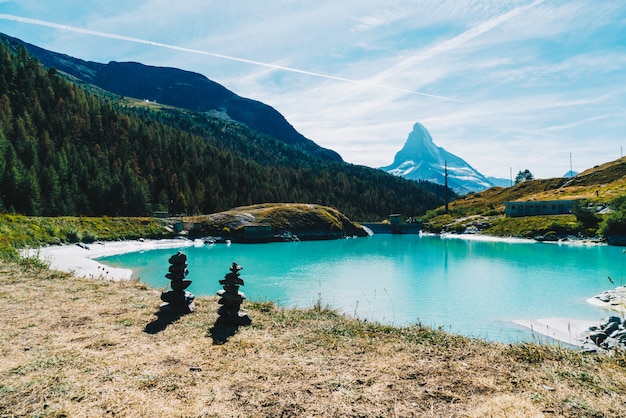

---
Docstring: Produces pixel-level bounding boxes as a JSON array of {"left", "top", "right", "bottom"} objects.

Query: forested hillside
[
  {"left": 0, "top": 33, "right": 343, "bottom": 163},
  {"left": 0, "top": 41, "right": 450, "bottom": 220}
]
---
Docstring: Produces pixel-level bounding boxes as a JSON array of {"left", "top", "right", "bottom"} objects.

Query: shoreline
[
  {"left": 22, "top": 234, "right": 622, "bottom": 347},
  {"left": 440, "top": 231, "right": 606, "bottom": 247},
  {"left": 22, "top": 238, "right": 195, "bottom": 281},
  {"left": 512, "top": 318, "right": 598, "bottom": 347},
  {"left": 586, "top": 286, "right": 626, "bottom": 313}
]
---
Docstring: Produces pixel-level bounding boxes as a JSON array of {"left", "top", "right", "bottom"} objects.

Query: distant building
[{"left": 504, "top": 199, "right": 580, "bottom": 217}]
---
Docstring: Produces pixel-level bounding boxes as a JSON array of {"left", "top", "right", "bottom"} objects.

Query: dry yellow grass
[{"left": 2, "top": 258, "right": 626, "bottom": 417}]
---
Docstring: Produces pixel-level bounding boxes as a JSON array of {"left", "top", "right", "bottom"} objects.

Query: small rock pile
[
  {"left": 216, "top": 262, "right": 251, "bottom": 325},
  {"left": 582, "top": 316, "right": 626, "bottom": 353},
  {"left": 160, "top": 251, "right": 195, "bottom": 314},
  {"left": 591, "top": 286, "right": 626, "bottom": 310}
]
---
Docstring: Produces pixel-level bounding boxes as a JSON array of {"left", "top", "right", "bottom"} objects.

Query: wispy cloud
[
  {"left": 372, "top": 0, "right": 545, "bottom": 79},
  {"left": 0, "top": 13, "right": 462, "bottom": 102}
]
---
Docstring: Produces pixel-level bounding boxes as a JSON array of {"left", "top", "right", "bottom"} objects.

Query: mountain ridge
[{"left": 0, "top": 33, "right": 342, "bottom": 163}]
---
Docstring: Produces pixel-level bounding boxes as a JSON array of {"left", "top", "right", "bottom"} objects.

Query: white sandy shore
[
  {"left": 22, "top": 239, "right": 195, "bottom": 281},
  {"left": 512, "top": 318, "right": 598, "bottom": 346},
  {"left": 439, "top": 232, "right": 536, "bottom": 244},
  {"left": 440, "top": 232, "right": 605, "bottom": 247}
]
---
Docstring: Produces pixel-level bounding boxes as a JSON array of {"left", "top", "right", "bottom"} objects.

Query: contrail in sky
[
  {"left": 371, "top": 0, "right": 545, "bottom": 82},
  {"left": 0, "top": 14, "right": 463, "bottom": 103}
]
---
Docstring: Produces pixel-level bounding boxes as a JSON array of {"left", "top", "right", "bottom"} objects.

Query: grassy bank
[
  {"left": 0, "top": 214, "right": 172, "bottom": 258},
  {"left": 0, "top": 204, "right": 366, "bottom": 260},
  {"left": 2, "top": 259, "right": 626, "bottom": 417}
]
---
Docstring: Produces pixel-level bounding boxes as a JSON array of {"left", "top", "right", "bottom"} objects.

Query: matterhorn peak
[
  {"left": 380, "top": 122, "right": 494, "bottom": 194},
  {"left": 389, "top": 122, "right": 439, "bottom": 163}
]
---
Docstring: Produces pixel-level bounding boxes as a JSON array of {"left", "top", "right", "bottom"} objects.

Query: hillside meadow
[{"left": 423, "top": 157, "right": 626, "bottom": 240}]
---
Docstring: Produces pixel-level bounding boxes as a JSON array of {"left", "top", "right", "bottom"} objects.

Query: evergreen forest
[{"left": 0, "top": 41, "right": 452, "bottom": 220}]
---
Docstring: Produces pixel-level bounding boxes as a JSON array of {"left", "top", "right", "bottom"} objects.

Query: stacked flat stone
[
  {"left": 216, "top": 262, "right": 251, "bottom": 325},
  {"left": 160, "top": 252, "right": 195, "bottom": 314}
]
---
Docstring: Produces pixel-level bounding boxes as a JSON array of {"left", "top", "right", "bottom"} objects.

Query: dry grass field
[{"left": 2, "top": 258, "right": 626, "bottom": 417}]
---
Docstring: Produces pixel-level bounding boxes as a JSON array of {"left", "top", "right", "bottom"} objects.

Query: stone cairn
[
  {"left": 160, "top": 251, "right": 195, "bottom": 314},
  {"left": 216, "top": 262, "right": 251, "bottom": 325}
]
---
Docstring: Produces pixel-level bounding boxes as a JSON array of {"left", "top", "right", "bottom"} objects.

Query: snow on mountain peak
[{"left": 380, "top": 122, "right": 494, "bottom": 194}]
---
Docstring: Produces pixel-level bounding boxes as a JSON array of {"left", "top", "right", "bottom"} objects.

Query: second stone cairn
[{"left": 216, "top": 262, "right": 251, "bottom": 325}]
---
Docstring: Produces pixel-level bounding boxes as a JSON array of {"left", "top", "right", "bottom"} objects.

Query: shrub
[
  {"left": 599, "top": 196, "right": 626, "bottom": 237},
  {"left": 65, "top": 229, "right": 82, "bottom": 243},
  {"left": 572, "top": 200, "right": 600, "bottom": 229}
]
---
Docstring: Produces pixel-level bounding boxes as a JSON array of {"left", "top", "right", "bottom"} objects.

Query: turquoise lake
[{"left": 98, "top": 234, "right": 625, "bottom": 343}]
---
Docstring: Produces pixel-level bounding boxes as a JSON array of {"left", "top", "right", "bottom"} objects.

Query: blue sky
[{"left": 1, "top": 1, "right": 625, "bottom": 180}]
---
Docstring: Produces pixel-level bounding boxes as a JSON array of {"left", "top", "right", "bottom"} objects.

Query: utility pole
[{"left": 570, "top": 153, "right": 573, "bottom": 177}]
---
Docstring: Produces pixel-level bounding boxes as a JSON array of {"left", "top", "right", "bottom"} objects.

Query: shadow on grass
[
  {"left": 208, "top": 315, "right": 252, "bottom": 345},
  {"left": 144, "top": 310, "right": 182, "bottom": 334},
  {"left": 208, "top": 317, "right": 238, "bottom": 344}
]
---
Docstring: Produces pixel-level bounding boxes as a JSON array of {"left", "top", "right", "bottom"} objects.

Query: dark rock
[
  {"left": 217, "top": 289, "right": 245, "bottom": 301},
  {"left": 213, "top": 261, "right": 251, "bottom": 329},
  {"left": 221, "top": 284, "right": 241, "bottom": 294},
  {"left": 215, "top": 308, "right": 251, "bottom": 326},
  {"left": 159, "top": 251, "right": 194, "bottom": 314},
  {"left": 220, "top": 273, "right": 245, "bottom": 286},
  {"left": 604, "top": 321, "right": 621, "bottom": 336},
  {"left": 168, "top": 263, "right": 188, "bottom": 273},
  {"left": 171, "top": 280, "right": 192, "bottom": 291},
  {"left": 160, "top": 300, "right": 195, "bottom": 314},
  {"left": 161, "top": 290, "right": 195, "bottom": 304},
  {"left": 588, "top": 331, "right": 607, "bottom": 345},
  {"left": 165, "top": 272, "right": 187, "bottom": 280},
  {"left": 168, "top": 252, "right": 187, "bottom": 264},
  {"left": 601, "top": 316, "right": 622, "bottom": 327}
]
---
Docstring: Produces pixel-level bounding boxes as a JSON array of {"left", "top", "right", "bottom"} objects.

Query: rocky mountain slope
[{"left": 380, "top": 122, "right": 495, "bottom": 194}]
